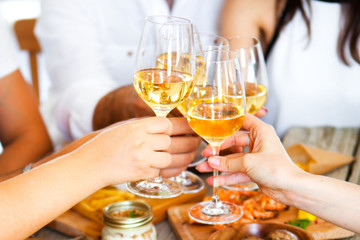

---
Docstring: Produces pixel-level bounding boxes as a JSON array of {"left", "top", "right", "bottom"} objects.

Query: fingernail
[
  {"left": 209, "top": 157, "right": 220, "bottom": 167},
  {"left": 263, "top": 107, "right": 268, "bottom": 113}
]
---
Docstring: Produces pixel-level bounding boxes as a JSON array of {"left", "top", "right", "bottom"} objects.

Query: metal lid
[{"left": 103, "top": 200, "right": 153, "bottom": 229}]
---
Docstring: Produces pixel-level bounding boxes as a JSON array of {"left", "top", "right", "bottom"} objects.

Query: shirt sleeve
[
  {"left": 0, "top": 17, "right": 19, "bottom": 78},
  {"left": 35, "top": 0, "right": 118, "bottom": 140}
]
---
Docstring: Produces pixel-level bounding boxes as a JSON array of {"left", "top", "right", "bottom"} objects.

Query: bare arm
[
  {"left": 0, "top": 150, "right": 103, "bottom": 240},
  {"left": 0, "top": 117, "right": 198, "bottom": 181},
  {"left": 0, "top": 70, "right": 53, "bottom": 174},
  {"left": 284, "top": 172, "right": 360, "bottom": 233},
  {"left": 221, "top": 0, "right": 284, "bottom": 53},
  {"left": 0, "top": 129, "right": 98, "bottom": 182},
  {"left": 0, "top": 117, "right": 174, "bottom": 239}
]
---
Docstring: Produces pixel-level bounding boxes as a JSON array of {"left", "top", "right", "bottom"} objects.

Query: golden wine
[
  {"left": 246, "top": 83, "right": 267, "bottom": 114},
  {"left": 177, "top": 85, "right": 218, "bottom": 116},
  {"left": 225, "top": 83, "right": 267, "bottom": 115},
  {"left": 156, "top": 52, "right": 207, "bottom": 116},
  {"left": 187, "top": 103, "right": 245, "bottom": 144},
  {"left": 134, "top": 68, "right": 193, "bottom": 115},
  {"left": 177, "top": 100, "right": 188, "bottom": 116},
  {"left": 156, "top": 52, "right": 206, "bottom": 85}
]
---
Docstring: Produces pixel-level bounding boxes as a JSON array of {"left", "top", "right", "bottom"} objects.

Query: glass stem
[
  {"left": 154, "top": 110, "right": 171, "bottom": 117},
  {"left": 154, "top": 176, "right": 163, "bottom": 183},
  {"left": 153, "top": 111, "right": 170, "bottom": 182},
  {"left": 211, "top": 145, "right": 221, "bottom": 207}
]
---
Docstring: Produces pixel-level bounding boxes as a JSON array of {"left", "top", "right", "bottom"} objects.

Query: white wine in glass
[
  {"left": 155, "top": 32, "right": 229, "bottom": 193},
  {"left": 176, "top": 32, "right": 229, "bottom": 116},
  {"left": 222, "top": 36, "right": 269, "bottom": 192},
  {"left": 127, "top": 15, "right": 195, "bottom": 199},
  {"left": 133, "top": 68, "right": 193, "bottom": 116},
  {"left": 187, "top": 49, "right": 245, "bottom": 224},
  {"left": 229, "top": 36, "right": 268, "bottom": 115}
]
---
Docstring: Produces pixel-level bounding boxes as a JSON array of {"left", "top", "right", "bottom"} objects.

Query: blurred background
[{"left": 1, "top": 0, "right": 50, "bottom": 102}]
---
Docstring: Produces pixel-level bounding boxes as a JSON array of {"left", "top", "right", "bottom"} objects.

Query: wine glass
[
  {"left": 187, "top": 49, "right": 245, "bottom": 224},
  {"left": 222, "top": 36, "right": 268, "bottom": 192},
  {"left": 229, "top": 36, "right": 268, "bottom": 115},
  {"left": 127, "top": 15, "right": 195, "bottom": 199},
  {"left": 171, "top": 32, "right": 229, "bottom": 193},
  {"left": 176, "top": 32, "right": 229, "bottom": 116}
]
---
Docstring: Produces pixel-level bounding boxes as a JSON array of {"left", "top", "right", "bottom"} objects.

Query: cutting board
[
  {"left": 47, "top": 188, "right": 206, "bottom": 240},
  {"left": 167, "top": 203, "right": 355, "bottom": 240}
]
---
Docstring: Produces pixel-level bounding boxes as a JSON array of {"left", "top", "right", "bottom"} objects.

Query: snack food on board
[{"left": 73, "top": 186, "right": 135, "bottom": 223}]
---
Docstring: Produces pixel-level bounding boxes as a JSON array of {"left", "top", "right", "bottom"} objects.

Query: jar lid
[{"left": 103, "top": 200, "right": 153, "bottom": 229}]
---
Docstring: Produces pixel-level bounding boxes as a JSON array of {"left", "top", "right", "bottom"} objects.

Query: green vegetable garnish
[
  {"left": 129, "top": 210, "right": 140, "bottom": 217},
  {"left": 288, "top": 219, "right": 311, "bottom": 229}
]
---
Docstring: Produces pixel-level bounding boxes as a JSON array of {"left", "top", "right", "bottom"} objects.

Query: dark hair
[{"left": 275, "top": 0, "right": 359, "bottom": 66}]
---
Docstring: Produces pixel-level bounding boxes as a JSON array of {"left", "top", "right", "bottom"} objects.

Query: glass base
[
  {"left": 127, "top": 178, "right": 182, "bottom": 199},
  {"left": 222, "top": 181, "right": 259, "bottom": 191},
  {"left": 171, "top": 171, "right": 205, "bottom": 194},
  {"left": 188, "top": 200, "right": 243, "bottom": 224}
]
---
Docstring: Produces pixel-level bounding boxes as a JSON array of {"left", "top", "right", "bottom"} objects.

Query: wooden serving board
[
  {"left": 47, "top": 188, "right": 206, "bottom": 240},
  {"left": 167, "top": 203, "right": 355, "bottom": 240}
]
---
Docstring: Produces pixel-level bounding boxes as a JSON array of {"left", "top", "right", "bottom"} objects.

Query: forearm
[
  {"left": 0, "top": 131, "right": 99, "bottom": 181},
  {"left": 0, "top": 135, "right": 52, "bottom": 175},
  {"left": 283, "top": 172, "right": 360, "bottom": 232},
  {"left": 0, "top": 151, "right": 104, "bottom": 240},
  {"left": 220, "top": 0, "right": 281, "bottom": 53},
  {"left": 0, "top": 69, "right": 53, "bottom": 174}
]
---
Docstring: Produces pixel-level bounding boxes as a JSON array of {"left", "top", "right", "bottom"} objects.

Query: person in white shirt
[
  {"left": 0, "top": 15, "right": 53, "bottom": 175},
  {"left": 221, "top": 0, "right": 360, "bottom": 138},
  {"left": 36, "top": 0, "right": 225, "bottom": 151}
]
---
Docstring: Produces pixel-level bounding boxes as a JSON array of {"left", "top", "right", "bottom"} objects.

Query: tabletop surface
[{"left": 31, "top": 126, "right": 360, "bottom": 240}]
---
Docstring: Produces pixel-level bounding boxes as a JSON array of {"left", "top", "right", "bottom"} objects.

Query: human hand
[
  {"left": 160, "top": 117, "right": 201, "bottom": 177},
  {"left": 76, "top": 117, "right": 173, "bottom": 186},
  {"left": 93, "top": 85, "right": 155, "bottom": 130},
  {"left": 254, "top": 107, "right": 268, "bottom": 118},
  {"left": 196, "top": 114, "right": 303, "bottom": 201}
]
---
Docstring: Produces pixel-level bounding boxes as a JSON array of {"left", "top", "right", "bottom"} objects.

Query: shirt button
[{"left": 127, "top": 51, "right": 133, "bottom": 56}]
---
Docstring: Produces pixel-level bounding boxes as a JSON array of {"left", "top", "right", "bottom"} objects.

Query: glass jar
[{"left": 102, "top": 200, "right": 156, "bottom": 240}]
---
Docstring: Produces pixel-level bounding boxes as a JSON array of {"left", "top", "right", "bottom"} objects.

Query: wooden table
[
  {"left": 282, "top": 126, "right": 360, "bottom": 240},
  {"left": 32, "top": 126, "right": 360, "bottom": 240}
]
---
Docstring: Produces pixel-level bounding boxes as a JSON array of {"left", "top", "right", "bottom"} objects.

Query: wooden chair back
[{"left": 13, "top": 18, "right": 41, "bottom": 102}]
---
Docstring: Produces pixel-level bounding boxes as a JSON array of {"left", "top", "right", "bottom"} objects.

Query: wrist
[
  {"left": 68, "top": 147, "right": 108, "bottom": 190},
  {"left": 280, "top": 170, "right": 316, "bottom": 207}
]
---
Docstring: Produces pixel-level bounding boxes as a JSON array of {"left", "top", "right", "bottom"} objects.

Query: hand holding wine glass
[
  {"left": 187, "top": 49, "right": 246, "bottom": 224},
  {"left": 127, "top": 15, "right": 195, "bottom": 199},
  {"left": 222, "top": 36, "right": 269, "bottom": 191}
]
